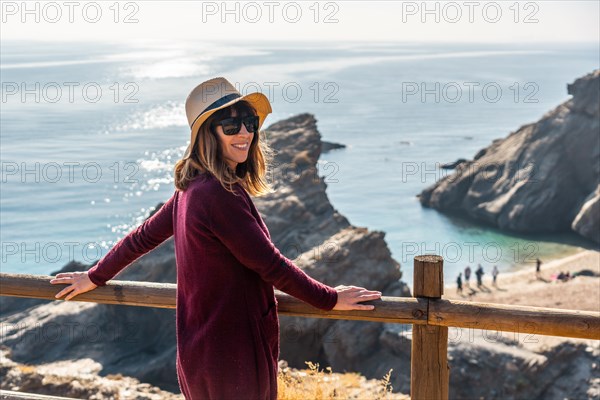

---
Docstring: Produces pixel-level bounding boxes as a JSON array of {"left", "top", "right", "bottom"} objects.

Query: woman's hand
[
  {"left": 332, "top": 285, "right": 382, "bottom": 311},
  {"left": 50, "top": 272, "right": 98, "bottom": 301}
]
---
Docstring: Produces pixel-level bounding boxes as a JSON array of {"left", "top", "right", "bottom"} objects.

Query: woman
[{"left": 50, "top": 77, "right": 382, "bottom": 399}]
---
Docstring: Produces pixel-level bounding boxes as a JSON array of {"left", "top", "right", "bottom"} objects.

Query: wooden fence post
[{"left": 411, "top": 255, "right": 449, "bottom": 399}]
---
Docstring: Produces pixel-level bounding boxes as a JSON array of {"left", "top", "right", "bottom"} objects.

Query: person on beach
[
  {"left": 554, "top": 271, "right": 571, "bottom": 282},
  {"left": 536, "top": 258, "right": 542, "bottom": 279},
  {"left": 475, "top": 264, "right": 484, "bottom": 287},
  {"left": 464, "top": 265, "right": 471, "bottom": 288},
  {"left": 491, "top": 265, "right": 499, "bottom": 287},
  {"left": 49, "top": 77, "right": 382, "bottom": 400},
  {"left": 456, "top": 272, "right": 463, "bottom": 295}
]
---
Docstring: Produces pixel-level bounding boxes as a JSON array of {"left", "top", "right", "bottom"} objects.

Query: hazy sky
[{"left": 1, "top": 0, "right": 598, "bottom": 43}]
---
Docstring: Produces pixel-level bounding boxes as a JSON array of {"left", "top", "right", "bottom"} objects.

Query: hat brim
[{"left": 183, "top": 92, "right": 272, "bottom": 160}]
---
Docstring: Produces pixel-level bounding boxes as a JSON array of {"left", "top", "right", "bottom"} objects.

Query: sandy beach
[{"left": 443, "top": 249, "right": 600, "bottom": 312}]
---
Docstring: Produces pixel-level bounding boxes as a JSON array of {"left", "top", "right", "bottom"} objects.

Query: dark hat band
[{"left": 189, "top": 93, "right": 241, "bottom": 129}]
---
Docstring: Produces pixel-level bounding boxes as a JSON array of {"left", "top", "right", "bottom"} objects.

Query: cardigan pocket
[{"left": 259, "top": 302, "right": 280, "bottom": 360}]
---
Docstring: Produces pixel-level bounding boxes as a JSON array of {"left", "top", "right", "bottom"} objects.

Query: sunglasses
[{"left": 212, "top": 115, "right": 259, "bottom": 136}]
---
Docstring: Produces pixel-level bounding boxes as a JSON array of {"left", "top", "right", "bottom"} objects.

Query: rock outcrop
[
  {"left": 419, "top": 70, "right": 600, "bottom": 244},
  {"left": 0, "top": 346, "right": 181, "bottom": 399},
  {"left": 380, "top": 328, "right": 600, "bottom": 399},
  {"left": 572, "top": 185, "right": 600, "bottom": 244}
]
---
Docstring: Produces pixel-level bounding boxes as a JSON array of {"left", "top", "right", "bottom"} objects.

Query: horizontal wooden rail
[
  {"left": 1, "top": 273, "right": 177, "bottom": 309},
  {"left": 0, "top": 390, "right": 77, "bottom": 399},
  {"left": 1, "top": 273, "right": 599, "bottom": 339},
  {"left": 430, "top": 299, "right": 600, "bottom": 340},
  {"left": 0, "top": 273, "right": 427, "bottom": 325}
]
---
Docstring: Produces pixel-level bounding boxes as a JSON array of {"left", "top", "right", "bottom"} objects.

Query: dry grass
[{"left": 277, "top": 361, "right": 409, "bottom": 400}]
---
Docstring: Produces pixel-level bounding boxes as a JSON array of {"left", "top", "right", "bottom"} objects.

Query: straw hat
[{"left": 183, "top": 77, "right": 272, "bottom": 159}]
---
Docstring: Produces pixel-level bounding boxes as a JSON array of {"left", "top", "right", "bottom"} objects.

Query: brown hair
[{"left": 173, "top": 100, "right": 274, "bottom": 197}]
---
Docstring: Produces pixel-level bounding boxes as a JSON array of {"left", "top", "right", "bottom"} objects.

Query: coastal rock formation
[
  {"left": 378, "top": 325, "right": 600, "bottom": 399},
  {"left": 0, "top": 346, "right": 181, "bottom": 399},
  {"left": 448, "top": 336, "right": 599, "bottom": 399},
  {"left": 419, "top": 70, "right": 600, "bottom": 244},
  {"left": 0, "top": 113, "right": 408, "bottom": 394},
  {"left": 321, "top": 140, "right": 346, "bottom": 153},
  {"left": 572, "top": 185, "right": 600, "bottom": 244}
]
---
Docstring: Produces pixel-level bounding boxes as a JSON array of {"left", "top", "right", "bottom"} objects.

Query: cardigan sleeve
[
  {"left": 206, "top": 184, "right": 338, "bottom": 311},
  {"left": 87, "top": 192, "right": 176, "bottom": 286}
]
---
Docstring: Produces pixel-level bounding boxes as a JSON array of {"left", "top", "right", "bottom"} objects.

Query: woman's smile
[{"left": 231, "top": 142, "right": 249, "bottom": 151}]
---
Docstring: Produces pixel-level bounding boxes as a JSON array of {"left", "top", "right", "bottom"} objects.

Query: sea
[{"left": 1, "top": 39, "right": 598, "bottom": 288}]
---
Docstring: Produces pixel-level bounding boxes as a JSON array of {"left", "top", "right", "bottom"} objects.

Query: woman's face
[{"left": 213, "top": 109, "right": 254, "bottom": 170}]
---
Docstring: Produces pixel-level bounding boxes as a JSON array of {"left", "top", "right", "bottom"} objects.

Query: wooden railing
[
  {"left": 1, "top": 255, "right": 599, "bottom": 399},
  {"left": 0, "top": 391, "right": 77, "bottom": 400}
]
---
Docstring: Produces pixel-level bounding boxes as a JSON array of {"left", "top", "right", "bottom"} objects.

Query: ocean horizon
[{"left": 2, "top": 39, "right": 599, "bottom": 286}]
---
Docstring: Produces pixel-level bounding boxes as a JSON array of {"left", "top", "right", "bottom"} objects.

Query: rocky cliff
[{"left": 419, "top": 70, "right": 600, "bottom": 244}]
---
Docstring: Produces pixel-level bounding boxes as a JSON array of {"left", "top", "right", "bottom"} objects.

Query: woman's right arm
[
  {"left": 205, "top": 185, "right": 381, "bottom": 311},
  {"left": 86, "top": 193, "right": 176, "bottom": 286},
  {"left": 51, "top": 192, "right": 176, "bottom": 299}
]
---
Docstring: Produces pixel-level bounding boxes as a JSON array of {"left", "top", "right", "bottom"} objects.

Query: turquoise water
[{"left": 1, "top": 40, "right": 598, "bottom": 286}]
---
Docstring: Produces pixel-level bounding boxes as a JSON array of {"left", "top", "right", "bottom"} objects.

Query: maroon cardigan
[{"left": 87, "top": 173, "right": 338, "bottom": 399}]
